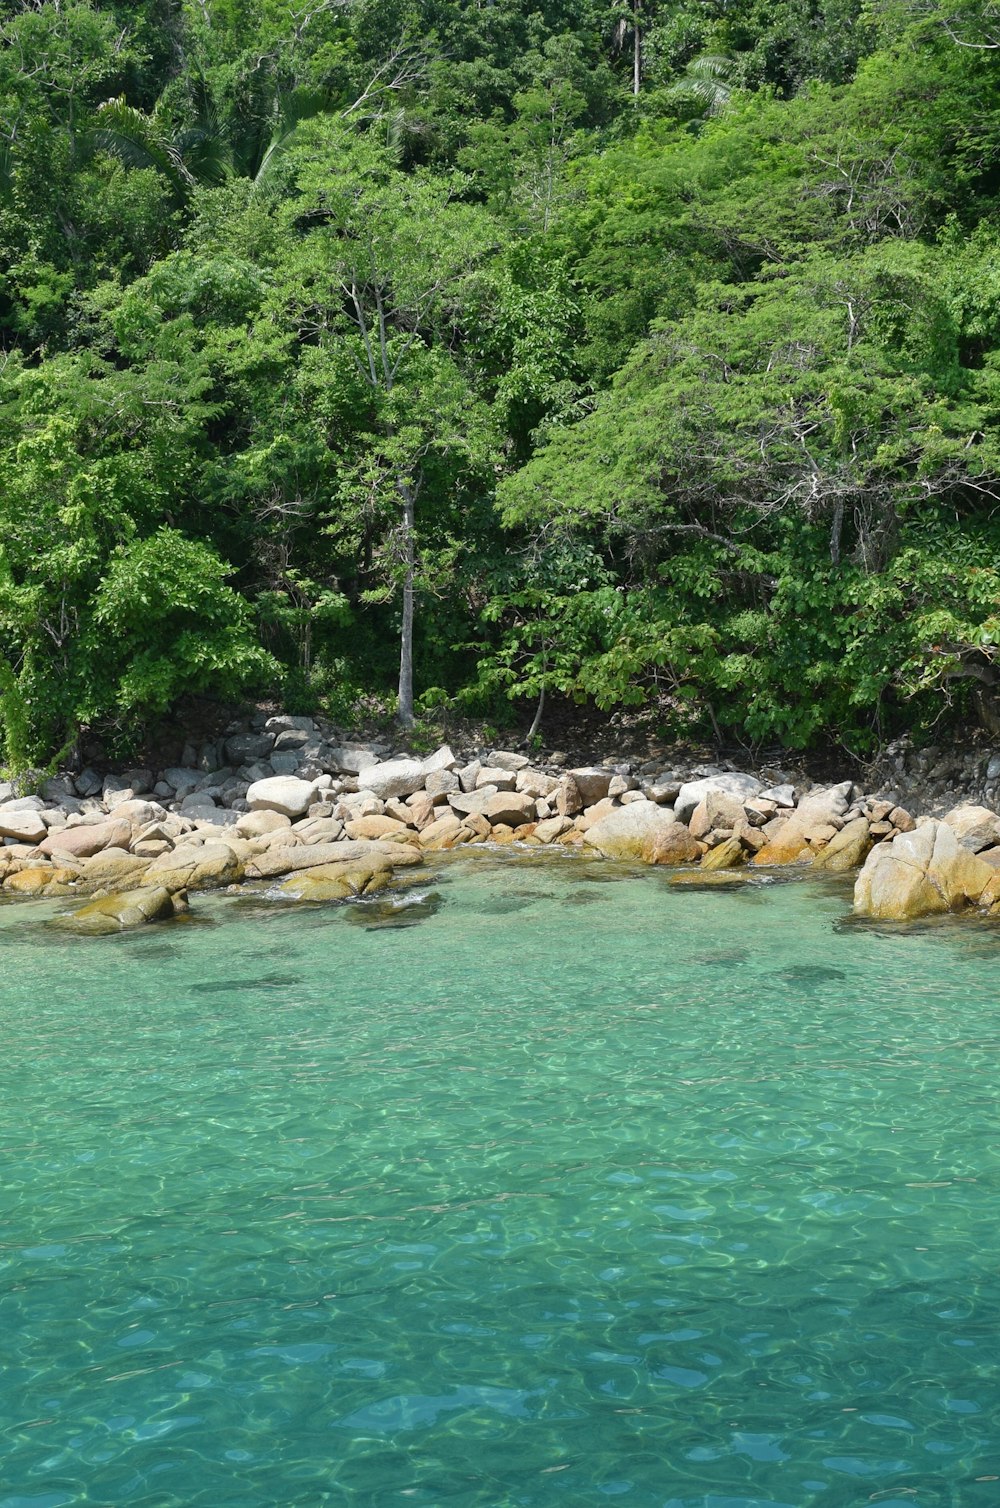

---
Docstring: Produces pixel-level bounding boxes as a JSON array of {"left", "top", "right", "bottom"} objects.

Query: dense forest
[{"left": 2, "top": 0, "right": 1000, "bottom": 767}]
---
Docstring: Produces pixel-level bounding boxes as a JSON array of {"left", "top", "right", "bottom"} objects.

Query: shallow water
[{"left": 1, "top": 852, "right": 999, "bottom": 1507}]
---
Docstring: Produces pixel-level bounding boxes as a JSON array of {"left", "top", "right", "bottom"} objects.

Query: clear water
[{"left": 2, "top": 852, "right": 999, "bottom": 1508}]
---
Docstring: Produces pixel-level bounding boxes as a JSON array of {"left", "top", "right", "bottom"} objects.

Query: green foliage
[{"left": 2, "top": 0, "right": 1000, "bottom": 759}]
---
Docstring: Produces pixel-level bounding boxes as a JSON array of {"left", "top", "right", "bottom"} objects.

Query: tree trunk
[
  {"left": 633, "top": 0, "right": 641, "bottom": 96},
  {"left": 527, "top": 683, "right": 545, "bottom": 741},
  {"left": 397, "top": 482, "right": 415, "bottom": 727}
]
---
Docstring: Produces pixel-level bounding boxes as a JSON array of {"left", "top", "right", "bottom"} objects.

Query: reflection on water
[{"left": 1, "top": 851, "right": 999, "bottom": 1507}]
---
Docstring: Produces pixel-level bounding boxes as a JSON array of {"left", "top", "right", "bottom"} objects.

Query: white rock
[
  {"left": 674, "top": 773, "right": 763, "bottom": 826},
  {"left": 421, "top": 745, "right": 459, "bottom": 775},
  {"left": 362, "top": 758, "right": 427, "bottom": 801},
  {"left": 0, "top": 809, "right": 47, "bottom": 843},
  {"left": 246, "top": 776, "right": 319, "bottom": 818}
]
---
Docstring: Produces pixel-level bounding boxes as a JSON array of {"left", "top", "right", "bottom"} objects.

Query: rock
[
  {"left": 38, "top": 818, "right": 132, "bottom": 859},
  {"left": 942, "top": 803, "right": 1000, "bottom": 852},
  {"left": 225, "top": 732, "right": 275, "bottom": 764},
  {"left": 291, "top": 817, "right": 345, "bottom": 845},
  {"left": 244, "top": 839, "right": 420, "bottom": 881},
  {"left": 700, "top": 837, "right": 744, "bottom": 871},
  {"left": 4, "top": 865, "right": 72, "bottom": 896},
  {"left": 854, "top": 819, "right": 995, "bottom": 920},
  {"left": 56, "top": 886, "right": 183, "bottom": 936},
  {"left": 480, "top": 792, "right": 537, "bottom": 827},
  {"left": 424, "top": 769, "right": 460, "bottom": 801},
  {"left": 326, "top": 745, "right": 379, "bottom": 775},
  {"left": 421, "top": 745, "right": 459, "bottom": 775},
  {"left": 668, "top": 870, "right": 748, "bottom": 887},
  {"left": 345, "top": 816, "right": 410, "bottom": 841},
  {"left": 570, "top": 767, "right": 613, "bottom": 806},
  {"left": 234, "top": 809, "right": 292, "bottom": 839},
  {"left": 265, "top": 714, "right": 317, "bottom": 734},
  {"left": 476, "top": 766, "right": 518, "bottom": 791},
  {"left": 759, "top": 783, "right": 796, "bottom": 808},
  {"left": 246, "top": 776, "right": 318, "bottom": 818},
  {"left": 554, "top": 775, "right": 584, "bottom": 817},
  {"left": 363, "top": 758, "right": 428, "bottom": 801},
  {"left": 534, "top": 816, "right": 573, "bottom": 843},
  {"left": 273, "top": 728, "right": 311, "bottom": 751},
  {"left": 418, "top": 814, "right": 465, "bottom": 850},
  {"left": 0, "top": 809, "right": 47, "bottom": 843},
  {"left": 674, "top": 774, "right": 763, "bottom": 825},
  {"left": 160, "top": 767, "right": 202, "bottom": 799},
  {"left": 75, "top": 767, "right": 104, "bottom": 798},
  {"left": 448, "top": 787, "right": 499, "bottom": 817},
  {"left": 275, "top": 857, "right": 396, "bottom": 902},
  {"left": 515, "top": 768, "right": 559, "bottom": 799},
  {"left": 811, "top": 817, "right": 872, "bottom": 873},
  {"left": 142, "top": 842, "right": 244, "bottom": 892},
  {"left": 403, "top": 791, "right": 436, "bottom": 829},
  {"left": 889, "top": 806, "right": 915, "bottom": 833},
  {"left": 584, "top": 805, "right": 700, "bottom": 865},
  {"left": 575, "top": 797, "right": 618, "bottom": 831},
  {"left": 74, "top": 849, "right": 152, "bottom": 893},
  {"left": 457, "top": 760, "right": 481, "bottom": 793},
  {"left": 269, "top": 752, "right": 302, "bottom": 776},
  {"left": 488, "top": 750, "right": 531, "bottom": 772}
]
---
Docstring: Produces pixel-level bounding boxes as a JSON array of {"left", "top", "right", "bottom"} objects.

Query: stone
[
  {"left": 942, "top": 803, "right": 1000, "bottom": 852},
  {"left": 421, "top": 745, "right": 459, "bottom": 775},
  {"left": 345, "top": 816, "right": 410, "bottom": 841},
  {"left": 759, "top": 784, "right": 796, "bottom": 808},
  {"left": 246, "top": 776, "right": 318, "bottom": 818},
  {"left": 570, "top": 767, "right": 613, "bottom": 806},
  {"left": 362, "top": 758, "right": 428, "bottom": 801},
  {"left": 515, "top": 768, "right": 559, "bottom": 799},
  {"left": 75, "top": 849, "right": 152, "bottom": 893},
  {"left": 488, "top": 750, "right": 531, "bottom": 772},
  {"left": 424, "top": 769, "right": 460, "bottom": 801},
  {"left": 161, "top": 767, "right": 202, "bottom": 800},
  {"left": 56, "top": 886, "right": 183, "bottom": 936},
  {"left": 275, "top": 858, "right": 396, "bottom": 903},
  {"left": 576, "top": 797, "right": 618, "bottom": 831},
  {"left": 265, "top": 714, "right": 317, "bottom": 734},
  {"left": 273, "top": 728, "right": 311, "bottom": 751},
  {"left": 142, "top": 842, "right": 244, "bottom": 892},
  {"left": 75, "top": 768, "right": 103, "bottom": 798},
  {"left": 448, "top": 787, "right": 499, "bottom": 817},
  {"left": 854, "top": 819, "right": 995, "bottom": 920},
  {"left": 674, "top": 773, "right": 763, "bottom": 826},
  {"left": 480, "top": 792, "right": 537, "bottom": 827},
  {"left": 534, "top": 816, "right": 573, "bottom": 843},
  {"left": 269, "top": 752, "right": 302, "bottom": 776},
  {"left": 584, "top": 805, "right": 699, "bottom": 865},
  {"left": 37, "top": 818, "right": 132, "bottom": 859},
  {"left": 326, "top": 746, "right": 379, "bottom": 775},
  {"left": 244, "top": 839, "right": 419, "bottom": 881},
  {"left": 668, "top": 870, "right": 748, "bottom": 888},
  {"left": 700, "top": 837, "right": 744, "bottom": 871},
  {"left": 291, "top": 817, "right": 345, "bottom": 845},
  {"left": 418, "top": 814, "right": 465, "bottom": 850},
  {"left": 889, "top": 806, "right": 915, "bottom": 833},
  {"left": 0, "top": 810, "right": 47, "bottom": 843},
  {"left": 476, "top": 766, "right": 518, "bottom": 791},
  {"left": 554, "top": 775, "right": 584, "bottom": 817},
  {"left": 4, "top": 865, "right": 67, "bottom": 896},
  {"left": 224, "top": 732, "right": 275, "bottom": 764},
  {"left": 457, "top": 761, "right": 482, "bottom": 793},
  {"left": 811, "top": 817, "right": 872, "bottom": 873},
  {"left": 688, "top": 801, "right": 713, "bottom": 840},
  {"left": 403, "top": 791, "right": 436, "bottom": 829},
  {"left": 234, "top": 809, "right": 292, "bottom": 839},
  {"left": 705, "top": 790, "right": 748, "bottom": 831}
]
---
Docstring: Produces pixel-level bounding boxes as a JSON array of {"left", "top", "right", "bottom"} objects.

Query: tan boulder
[
  {"left": 854, "top": 819, "right": 994, "bottom": 920},
  {"left": 418, "top": 814, "right": 465, "bottom": 850},
  {"left": 534, "top": 816, "right": 573, "bottom": 844},
  {"left": 244, "top": 838, "right": 420, "bottom": 880},
  {"left": 234, "top": 809, "right": 292, "bottom": 840},
  {"left": 75, "top": 849, "right": 152, "bottom": 893},
  {"left": 0, "top": 809, "right": 47, "bottom": 843},
  {"left": 811, "top": 817, "right": 872, "bottom": 873},
  {"left": 345, "top": 815, "right": 410, "bottom": 841},
  {"left": 4, "top": 865, "right": 68, "bottom": 896},
  {"left": 480, "top": 792, "right": 537, "bottom": 827},
  {"left": 275, "top": 857, "right": 395, "bottom": 902},
  {"left": 584, "top": 804, "right": 699, "bottom": 865},
  {"left": 700, "top": 837, "right": 744, "bottom": 871},
  {"left": 142, "top": 842, "right": 243, "bottom": 891},
  {"left": 942, "top": 803, "right": 1000, "bottom": 852},
  {"left": 56, "top": 885, "right": 185, "bottom": 936},
  {"left": 554, "top": 775, "right": 584, "bottom": 817},
  {"left": 38, "top": 818, "right": 132, "bottom": 859}
]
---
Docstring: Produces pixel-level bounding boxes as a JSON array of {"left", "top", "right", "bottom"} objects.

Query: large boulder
[
  {"left": 37, "top": 818, "right": 132, "bottom": 859},
  {"left": 142, "top": 842, "right": 244, "bottom": 892},
  {"left": 854, "top": 819, "right": 995, "bottom": 920},
  {"left": 700, "top": 837, "right": 744, "bottom": 871},
  {"left": 56, "top": 885, "right": 184, "bottom": 936},
  {"left": 584, "top": 803, "right": 700, "bottom": 865},
  {"left": 0, "top": 808, "right": 48, "bottom": 843},
  {"left": 674, "top": 773, "right": 763, "bottom": 826},
  {"left": 480, "top": 791, "right": 537, "bottom": 827},
  {"left": 570, "top": 767, "right": 614, "bottom": 806},
  {"left": 275, "top": 857, "right": 395, "bottom": 902},
  {"left": 811, "top": 817, "right": 871, "bottom": 873},
  {"left": 363, "top": 758, "right": 428, "bottom": 801},
  {"left": 246, "top": 776, "right": 318, "bottom": 818},
  {"left": 74, "top": 849, "right": 151, "bottom": 893},
  {"left": 942, "top": 803, "right": 1000, "bottom": 853},
  {"left": 244, "top": 838, "right": 421, "bottom": 880}
]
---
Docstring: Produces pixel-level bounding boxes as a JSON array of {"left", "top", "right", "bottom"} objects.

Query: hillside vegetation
[{"left": 2, "top": 0, "right": 1000, "bottom": 765}]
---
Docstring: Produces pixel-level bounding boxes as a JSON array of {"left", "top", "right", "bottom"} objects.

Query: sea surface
[{"left": 1, "top": 852, "right": 998, "bottom": 1508}]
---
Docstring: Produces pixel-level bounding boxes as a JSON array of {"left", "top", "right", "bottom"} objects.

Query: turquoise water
[{"left": 2, "top": 852, "right": 1000, "bottom": 1508}]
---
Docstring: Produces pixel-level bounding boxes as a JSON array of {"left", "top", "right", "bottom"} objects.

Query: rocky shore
[{"left": 2, "top": 710, "right": 1000, "bottom": 933}]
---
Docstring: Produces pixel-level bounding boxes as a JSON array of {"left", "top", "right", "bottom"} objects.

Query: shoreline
[{"left": 3, "top": 714, "right": 1000, "bottom": 931}]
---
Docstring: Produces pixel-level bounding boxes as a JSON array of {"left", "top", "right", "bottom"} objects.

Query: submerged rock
[
  {"left": 275, "top": 856, "right": 396, "bottom": 902},
  {"left": 56, "top": 886, "right": 187, "bottom": 936}
]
